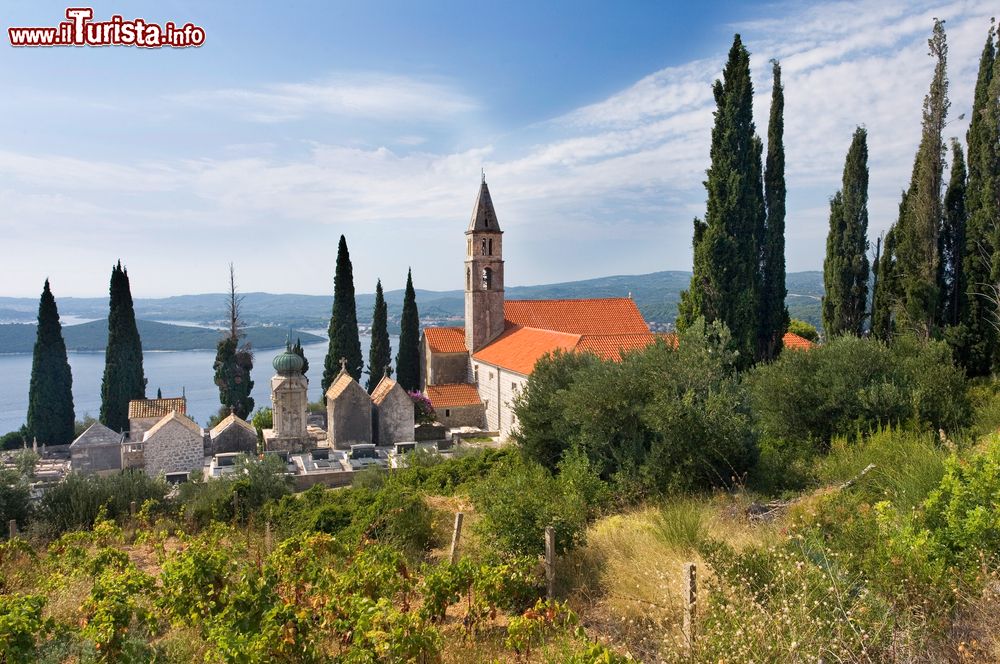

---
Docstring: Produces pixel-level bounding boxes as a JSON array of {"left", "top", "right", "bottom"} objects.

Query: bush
[
  {"left": 178, "top": 454, "right": 291, "bottom": 527},
  {"left": 749, "top": 335, "right": 968, "bottom": 450},
  {"left": 471, "top": 452, "right": 605, "bottom": 556},
  {"left": 519, "top": 319, "right": 757, "bottom": 494},
  {"left": 0, "top": 469, "right": 32, "bottom": 534},
  {"left": 787, "top": 318, "right": 819, "bottom": 342},
  {"left": 36, "top": 471, "right": 168, "bottom": 534}
]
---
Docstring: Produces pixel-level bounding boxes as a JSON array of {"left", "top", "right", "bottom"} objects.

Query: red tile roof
[
  {"left": 426, "top": 383, "right": 483, "bottom": 408},
  {"left": 783, "top": 332, "right": 815, "bottom": 351},
  {"left": 503, "top": 298, "right": 650, "bottom": 335},
  {"left": 576, "top": 334, "right": 659, "bottom": 361},
  {"left": 472, "top": 326, "right": 582, "bottom": 375},
  {"left": 424, "top": 327, "right": 468, "bottom": 354},
  {"left": 128, "top": 397, "right": 186, "bottom": 420}
]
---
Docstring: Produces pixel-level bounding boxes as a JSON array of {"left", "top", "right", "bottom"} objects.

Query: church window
[
  {"left": 482, "top": 267, "right": 492, "bottom": 290},
  {"left": 474, "top": 365, "right": 479, "bottom": 381},
  {"left": 481, "top": 239, "right": 487, "bottom": 256},
  {"left": 488, "top": 238, "right": 493, "bottom": 255},
  {"left": 445, "top": 409, "right": 451, "bottom": 418},
  {"left": 466, "top": 268, "right": 471, "bottom": 290}
]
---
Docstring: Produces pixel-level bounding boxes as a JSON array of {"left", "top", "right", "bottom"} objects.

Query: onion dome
[{"left": 272, "top": 345, "right": 304, "bottom": 374}]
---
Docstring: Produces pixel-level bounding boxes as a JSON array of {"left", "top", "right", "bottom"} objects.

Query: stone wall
[
  {"left": 473, "top": 360, "right": 526, "bottom": 440},
  {"left": 272, "top": 374, "right": 308, "bottom": 438},
  {"left": 426, "top": 351, "right": 471, "bottom": 387},
  {"left": 209, "top": 426, "right": 258, "bottom": 456},
  {"left": 70, "top": 444, "right": 122, "bottom": 475},
  {"left": 436, "top": 404, "right": 486, "bottom": 429},
  {"left": 327, "top": 383, "right": 372, "bottom": 449},
  {"left": 143, "top": 421, "right": 204, "bottom": 477},
  {"left": 375, "top": 385, "right": 415, "bottom": 445},
  {"left": 128, "top": 416, "right": 161, "bottom": 443}
]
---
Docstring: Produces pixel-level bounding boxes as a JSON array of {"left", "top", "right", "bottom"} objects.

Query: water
[{"left": 0, "top": 335, "right": 398, "bottom": 433}]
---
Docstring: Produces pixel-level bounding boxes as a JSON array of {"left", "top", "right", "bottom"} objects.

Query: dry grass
[{"left": 559, "top": 495, "right": 779, "bottom": 661}]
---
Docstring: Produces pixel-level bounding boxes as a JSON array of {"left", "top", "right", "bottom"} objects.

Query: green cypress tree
[
  {"left": 322, "top": 235, "right": 364, "bottom": 393},
  {"left": 822, "top": 127, "right": 870, "bottom": 337},
  {"left": 677, "top": 34, "right": 764, "bottom": 368},
  {"left": 395, "top": 269, "right": 420, "bottom": 392},
  {"left": 26, "top": 280, "right": 74, "bottom": 445},
  {"left": 213, "top": 265, "right": 254, "bottom": 419},
  {"left": 100, "top": 262, "right": 146, "bottom": 433},
  {"left": 938, "top": 140, "right": 967, "bottom": 327},
  {"left": 894, "top": 19, "right": 950, "bottom": 340},
  {"left": 871, "top": 227, "right": 898, "bottom": 340},
  {"left": 957, "top": 25, "right": 998, "bottom": 375},
  {"left": 758, "top": 59, "right": 788, "bottom": 359},
  {"left": 292, "top": 338, "right": 309, "bottom": 375},
  {"left": 366, "top": 280, "right": 392, "bottom": 393}
]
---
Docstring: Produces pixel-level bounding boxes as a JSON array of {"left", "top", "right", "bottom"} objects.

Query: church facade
[{"left": 421, "top": 178, "right": 658, "bottom": 440}]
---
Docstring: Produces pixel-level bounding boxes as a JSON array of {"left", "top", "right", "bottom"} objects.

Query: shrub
[
  {"left": 0, "top": 469, "right": 32, "bottom": 533},
  {"left": 36, "top": 471, "right": 168, "bottom": 534},
  {"left": 0, "top": 593, "right": 49, "bottom": 663},
  {"left": 787, "top": 318, "right": 819, "bottom": 342},
  {"left": 749, "top": 335, "right": 968, "bottom": 450},
  {"left": 178, "top": 454, "right": 291, "bottom": 527},
  {"left": 409, "top": 391, "right": 436, "bottom": 425}
]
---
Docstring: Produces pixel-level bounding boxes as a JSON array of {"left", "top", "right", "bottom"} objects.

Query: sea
[{"left": 0, "top": 333, "right": 398, "bottom": 434}]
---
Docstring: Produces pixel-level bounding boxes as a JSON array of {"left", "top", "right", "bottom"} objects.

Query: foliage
[
  {"left": 0, "top": 429, "right": 27, "bottom": 451},
  {"left": 759, "top": 59, "right": 789, "bottom": 362},
  {"left": 249, "top": 406, "right": 272, "bottom": 441},
  {"left": 677, "top": 34, "right": 765, "bottom": 368},
  {"left": 178, "top": 454, "right": 291, "bottom": 528},
  {"left": 291, "top": 337, "right": 309, "bottom": 375},
  {"left": 938, "top": 140, "right": 967, "bottom": 327},
  {"left": 0, "top": 469, "right": 32, "bottom": 533},
  {"left": 955, "top": 25, "right": 998, "bottom": 376},
  {"left": 322, "top": 234, "right": 364, "bottom": 391},
  {"left": 506, "top": 599, "right": 579, "bottom": 659},
  {"left": 36, "top": 471, "right": 167, "bottom": 535},
  {"left": 787, "top": 318, "right": 818, "bottom": 342},
  {"left": 749, "top": 334, "right": 969, "bottom": 449},
  {"left": 408, "top": 391, "right": 435, "bottom": 425},
  {"left": 396, "top": 268, "right": 421, "bottom": 391},
  {"left": 518, "top": 320, "right": 757, "bottom": 495},
  {"left": 367, "top": 279, "right": 392, "bottom": 392},
  {"left": 0, "top": 593, "right": 49, "bottom": 663},
  {"left": 157, "top": 539, "right": 231, "bottom": 626},
  {"left": 99, "top": 261, "right": 147, "bottom": 433},
  {"left": 822, "top": 126, "right": 870, "bottom": 337},
  {"left": 25, "top": 280, "right": 75, "bottom": 445},
  {"left": 471, "top": 452, "right": 605, "bottom": 556},
  {"left": 80, "top": 561, "right": 155, "bottom": 659},
  {"left": 213, "top": 335, "right": 255, "bottom": 421}
]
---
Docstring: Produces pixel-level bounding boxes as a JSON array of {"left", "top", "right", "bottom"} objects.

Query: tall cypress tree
[
  {"left": 894, "top": 19, "right": 950, "bottom": 340},
  {"left": 367, "top": 280, "right": 392, "bottom": 393},
  {"left": 213, "top": 264, "right": 254, "bottom": 419},
  {"left": 677, "top": 34, "right": 764, "bottom": 368},
  {"left": 871, "top": 226, "right": 898, "bottom": 340},
  {"left": 26, "top": 280, "right": 74, "bottom": 445},
  {"left": 322, "top": 235, "right": 363, "bottom": 393},
  {"left": 395, "top": 269, "right": 420, "bottom": 391},
  {"left": 292, "top": 338, "right": 309, "bottom": 375},
  {"left": 822, "top": 127, "right": 871, "bottom": 337},
  {"left": 758, "top": 59, "right": 788, "bottom": 359},
  {"left": 957, "top": 25, "right": 998, "bottom": 375},
  {"left": 100, "top": 262, "right": 146, "bottom": 433},
  {"left": 938, "top": 140, "right": 967, "bottom": 327}
]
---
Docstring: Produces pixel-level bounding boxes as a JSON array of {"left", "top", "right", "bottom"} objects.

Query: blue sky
[{"left": 0, "top": 0, "right": 994, "bottom": 298}]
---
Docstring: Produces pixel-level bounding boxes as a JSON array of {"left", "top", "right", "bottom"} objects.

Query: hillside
[
  {"left": 0, "top": 270, "right": 825, "bottom": 331},
  {"left": 0, "top": 319, "right": 323, "bottom": 354}
]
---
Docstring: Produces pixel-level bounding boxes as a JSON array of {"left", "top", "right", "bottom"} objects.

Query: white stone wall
[
  {"left": 376, "top": 385, "right": 416, "bottom": 445},
  {"left": 272, "top": 374, "right": 308, "bottom": 437},
  {"left": 473, "top": 360, "right": 527, "bottom": 440},
  {"left": 143, "top": 421, "right": 204, "bottom": 477}
]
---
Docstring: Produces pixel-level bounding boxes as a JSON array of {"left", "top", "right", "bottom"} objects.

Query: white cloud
[{"left": 169, "top": 73, "right": 478, "bottom": 123}]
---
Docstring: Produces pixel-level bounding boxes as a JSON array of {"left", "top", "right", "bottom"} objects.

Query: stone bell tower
[{"left": 465, "top": 174, "right": 505, "bottom": 353}]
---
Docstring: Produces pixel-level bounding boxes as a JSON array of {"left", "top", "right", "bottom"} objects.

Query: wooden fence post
[
  {"left": 449, "top": 512, "right": 464, "bottom": 564},
  {"left": 130, "top": 501, "right": 137, "bottom": 518},
  {"left": 265, "top": 521, "right": 272, "bottom": 555},
  {"left": 544, "top": 526, "right": 556, "bottom": 599},
  {"left": 8, "top": 519, "right": 16, "bottom": 539},
  {"left": 683, "top": 562, "right": 697, "bottom": 655}
]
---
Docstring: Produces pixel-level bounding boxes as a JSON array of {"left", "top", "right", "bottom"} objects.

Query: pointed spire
[{"left": 467, "top": 177, "right": 501, "bottom": 233}]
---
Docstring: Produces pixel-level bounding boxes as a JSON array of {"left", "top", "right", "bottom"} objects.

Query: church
[{"left": 420, "top": 178, "right": 658, "bottom": 440}]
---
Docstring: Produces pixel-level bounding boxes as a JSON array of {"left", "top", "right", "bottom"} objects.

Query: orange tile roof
[
  {"left": 473, "top": 326, "right": 581, "bottom": 375},
  {"left": 425, "top": 327, "right": 467, "bottom": 354},
  {"left": 326, "top": 371, "right": 364, "bottom": 400},
  {"left": 576, "top": 333, "right": 658, "bottom": 361},
  {"left": 503, "top": 298, "right": 650, "bottom": 335},
  {"left": 370, "top": 375, "right": 400, "bottom": 405},
  {"left": 425, "top": 383, "right": 483, "bottom": 409},
  {"left": 783, "top": 332, "right": 815, "bottom": 351},
  {"left": 128, "top": 397, "right": 186, "bottom": 420}
]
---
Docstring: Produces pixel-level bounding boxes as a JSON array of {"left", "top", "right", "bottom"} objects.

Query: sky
[{"left": 0, "top": 0, "right": 994, "bottom": 298}]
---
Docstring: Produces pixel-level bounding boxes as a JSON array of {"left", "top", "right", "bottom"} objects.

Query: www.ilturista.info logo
[{"left": 8, "top": 8, "right": 205, "bottom": 48}]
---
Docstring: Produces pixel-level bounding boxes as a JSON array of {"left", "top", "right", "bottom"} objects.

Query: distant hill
[
  {"left": 0, "top": 319, "right": 324, "bottom": 354},
  {"left": 0, "top": 270, "right": 825, "bottom": 336}
]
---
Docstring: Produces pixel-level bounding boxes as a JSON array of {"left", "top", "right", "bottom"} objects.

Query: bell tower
[{"left": 465, "top": 174, "right": 505, "bottom": 353}]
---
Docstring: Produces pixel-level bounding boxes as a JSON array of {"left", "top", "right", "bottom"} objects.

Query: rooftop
[
  {"left": 143, "top": 410, "right": 203, "bottom": 441},
  {"left": 371, "top": 375, "right": 402, "bottom": 405},
  {"left": 70, "top": 422, "right": 122, "bottom": 448},
  {"left": 426, "top": 383, "right": 483, "bottom": 408},
  {"left": 424, "top": 327, "right": 468, "bottom": 354},
  {"left": 502, "top": 298, "right": 650, "bottom": 335},
  {"left": 209, "top": 413, "right": 257, "bottom": 439},
  {"left": 128, "top": 397, "right": 186, "bottom": 420},
  {"left": 783, "top": 331, "right": 816, "bottom": 351},
  {"left": 326, "top": 370, "right": 364, "bottom": 401}
]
